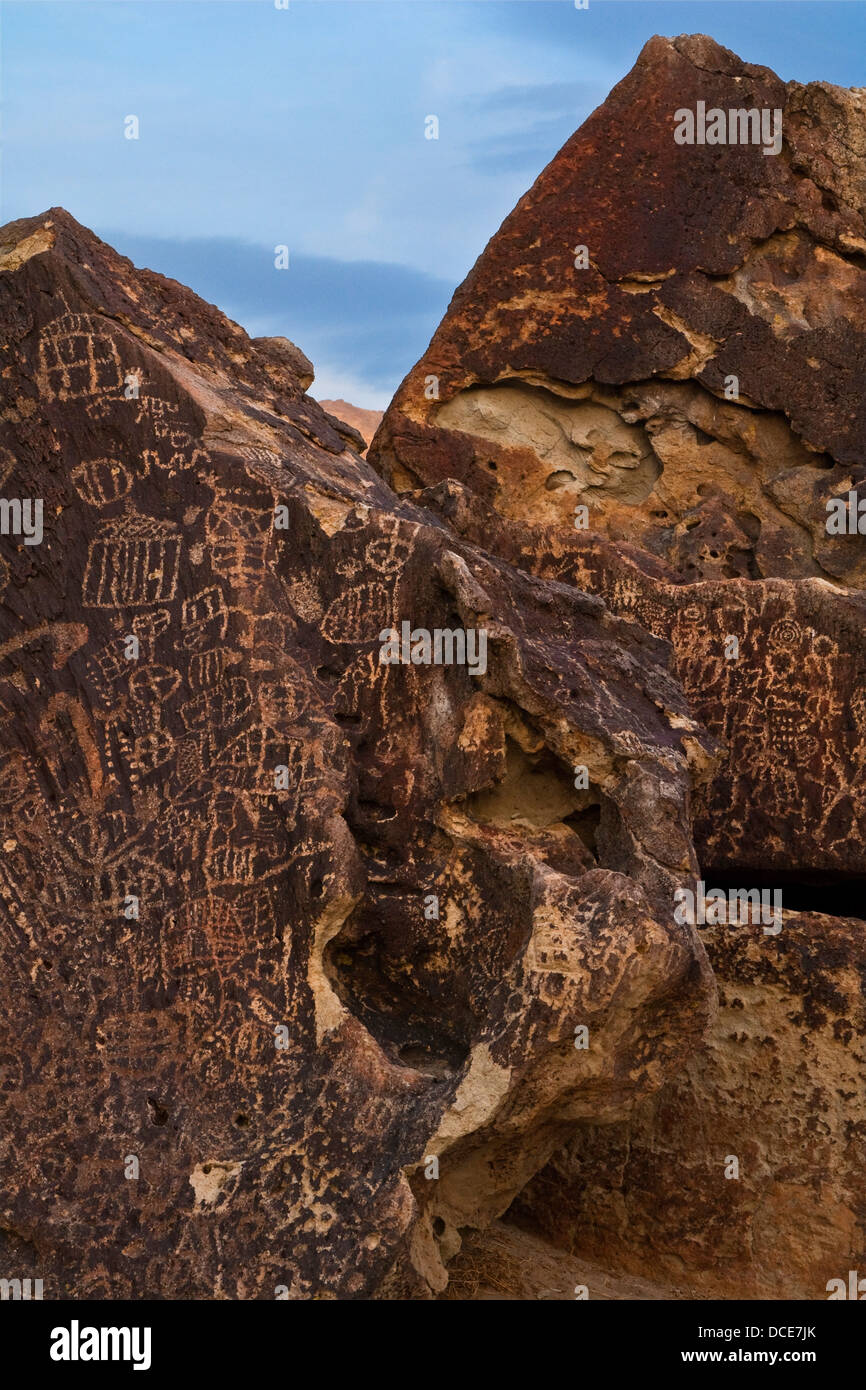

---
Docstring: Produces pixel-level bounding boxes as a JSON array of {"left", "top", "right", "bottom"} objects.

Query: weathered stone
[
  {"left": 0, "top": 208, "right": 716, "bottom": 1298},
  {"left": 370, "top": 33, "right": 866, "bottom": 1297},
  {"left": 513, "top": 910, "right": 866, "bottom": 1300},
  {"left": 317, "top": 400, "right": 384, "bottom": 456}
]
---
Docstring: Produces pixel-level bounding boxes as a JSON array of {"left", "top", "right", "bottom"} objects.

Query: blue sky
[{"left": 2, "top": 1, "right": 865, "bottom": 406}]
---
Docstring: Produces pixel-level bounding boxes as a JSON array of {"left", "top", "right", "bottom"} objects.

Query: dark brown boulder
[
  {"left": 369, "top": 33, "right": 866, "bottom": 1297},
  {"left": 0, "top": 208, "right": 716, "bottom": 1298},
  {"left": 369, "top": 33, "right": 866, "bottom": 875}
]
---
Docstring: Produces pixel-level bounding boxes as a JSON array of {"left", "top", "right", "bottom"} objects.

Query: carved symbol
[
  {"left": 180, "top": 676, "right": 253, "bottom": 733},
  {"left": 37, "top": 313, "right": 126, "bottom": 401},
  {"left": 181, "top": 586, "right": 229, "bottom": 650},
  {"left": 189, "top": 648, "right": 227, "bottom": 690},
  {"left": 83, "top": 513, "right": 181, "bottom": 609},
  {"left": 129, "top": 665, "right": 182, "bottom": 706},
  {"left": 71, "top": 458, "right": 134, "bottom": 507},
  {"left": 321, "top": 580, "right": 393, "bottom": 643}
]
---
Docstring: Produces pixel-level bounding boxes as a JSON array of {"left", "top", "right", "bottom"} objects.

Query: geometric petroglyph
[
  {"left": 130, "top": 608, "right": 172, "bottom": 661},
  {"left": 202, "top": 797, "right": 278, "bottom": 889},
  {"left": 82, "top": 512, "right": 181, "bottom": 608},
  {"left": 320, "top": 580, "right": 394, "bottom": 644},
  {"left": 132, "top": 728, "right": 176, "bottom": 773},
  {"left": 763, "top": 692, "right": 809, "bottom": 757},
  {"left": 215, "top": 726, "right": 269, "bottom": 792},
  {"left": 206, "top": 500, "right": 271, "bottom": 589},
  {"left": 36, "top": 313, "right": 126, "bottom": 401},
  {"left": 181, "top": 586, "right": 229, "bottom": 651},
  {"left": 132, "top": 396, "right": 208, "bottom": 472},
  {"left": 769, "top": 619, "right": 803, "bottom": 647},
  {"left": 179, "top": 676, "right": 253, "bottom": 733},
  {"left": 71, "top": 457, "right": 135, "bottom": 507},
  {"left": 364, "top": 523, "right": 414, "bottom": 576},
  {"left": 189, "top": 648, "right": 228, "bottom": 690},
  {"left": 95, "top": 1010, "right": 181, "bottom": 1076},
  {"left": 851, "top": 689, "right": 866, "bottom": 739},
  {"left": 163, "top": 895, "right": 251, "bottom": 978},
  {"left": 129, "top": 664, "right": 183, "bottom": 706}
]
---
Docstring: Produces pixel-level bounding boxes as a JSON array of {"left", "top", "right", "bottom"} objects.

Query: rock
[
  {"left": 513, "top": 909, "right": 866, "bottom": 1299},
  {"left": 369, "top": 33, "right": 866, "bottom": 870},
  {"left": 252, "top": 336, "right": 315, "bottom": 392},
  {"left": 372, "top": 33, "right": 866, "bottom": 592},
  {"left": 317, "top": 400, "right": 384, "bottom": 456},
  {"left": 0, "top": 208, "right": 716, "bottom": 1298},
  {"left": 369, "top": 35, "right": 866, "bottom": 1296}
]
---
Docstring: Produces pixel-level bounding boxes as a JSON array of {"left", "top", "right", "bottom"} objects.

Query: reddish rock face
[
  {"left": 370, "top": 32, "right": 866, "bottom": 877},
  {"left": 317, "top": 401, "right": 384, "bottom": 456},
  {"left": 2, "top": 31, "right": 864, "bottom": 1304},
  {"left": 0, "top": 209, "right": 716, "bottom": 1298},
  {"left": 369, "top": 34, "right": 866, "bottom": 1297}
]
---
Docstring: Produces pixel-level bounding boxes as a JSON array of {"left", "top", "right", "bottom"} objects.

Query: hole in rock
[
  {"left": 324, "top": 917, "right": 475, "bottom": 1079},
  {"left": 146, "top": 1096, "right": 169, "bottom": 1127},
  {"left": 700, "top": 868, "right": 866, "bottom": 921},
  {"left": 692, "top": 426, "right": 715, "bottom": 447},
  {"left": 397, "top": 1044, "right": 456, "bottom": 1078},
  {"left": 545, "top": 470, "right": 577, "bottom": 491},
  {"left": 563, "top": 805, "right": 601, "bottom": 859},
  {"left": 432, "top": 1217, "right": 446, "bottom": 1238},
  {"left": 465, "top": 739, "right": 583, "bottom": 832}
]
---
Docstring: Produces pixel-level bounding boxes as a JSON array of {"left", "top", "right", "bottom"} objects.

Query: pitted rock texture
[
  {"left": 368, "top": 33, "right": 866, "bottom": 1297},
  {"left": 512, "top": 911, "right": 866, "bottom": 1300},
  {"left": 0, "top": 209, "right": 717, "bottom": 1299}
]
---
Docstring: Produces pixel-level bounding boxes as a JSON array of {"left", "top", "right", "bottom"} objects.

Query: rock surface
[
  {"left": 370, "top": 34, "right": 866, "bottom": 876},
  {"left": 317, "top": 400, "right": 384, "bottom": 455},
  {"left": 514, "top": 910, "right": 866, "bottom": 1299},
  {"left": 369, "top": 33, "right": 866, "bottom": 1298},
  {"left": 2, "top": 30, "right": 864, "bottom": 1302},
  {"left": 0, "top": 208, "right": 716, "bottom": 1298},
  {"left": 372, "top": 33, "right": 866, "bottom": 588}
]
